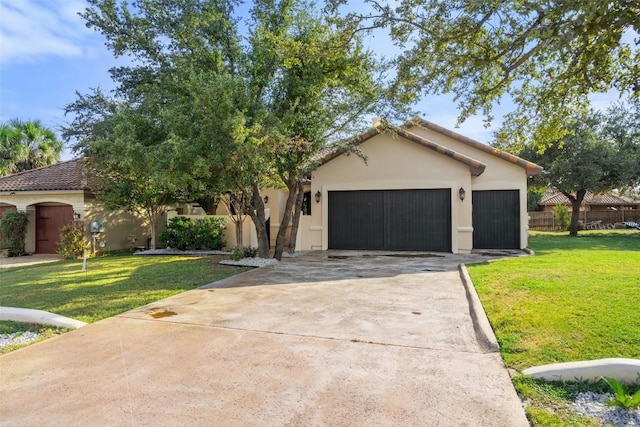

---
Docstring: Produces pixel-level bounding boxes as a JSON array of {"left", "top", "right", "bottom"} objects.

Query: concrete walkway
[
  {"left": 0, "top": 251, "right": 529, "bottom": 426},
  {"left": 0, "top": 253, "right": 61, "bottom": 268}
]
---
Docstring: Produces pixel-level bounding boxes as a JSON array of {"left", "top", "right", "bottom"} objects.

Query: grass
[
  {"left": 467, "top": 229, "right": 640, "bottom": 426},
  {"left": 0, "top": 320, "right": 70, "bottom": 355},
  {"left": 0, "top": 252, "right": 249, "bottom": 324}
]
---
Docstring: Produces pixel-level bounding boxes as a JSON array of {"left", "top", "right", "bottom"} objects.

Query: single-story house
[
  {"left": 212, "top": 118, "right": 543, "bottom": 253},
  {"left": 538, "top": 190, "right": 640, "bottom": 212},
  {"left": 303, "top": 118, "right": 543, "bottom": 253},
  {"left": 0, "top": 159, "right": 148, "bottom": 254}
]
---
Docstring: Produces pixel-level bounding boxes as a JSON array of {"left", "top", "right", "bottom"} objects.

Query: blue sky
[{"left": 0, "top": 1, "right": 622, "bottom": 161}]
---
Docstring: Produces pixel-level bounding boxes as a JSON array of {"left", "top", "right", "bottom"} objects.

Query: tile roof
[
  {"left": 540, "top": 190, "right": 640, "bottom": 206},
  {"left": 318, "top": 117, "right": 543, "bottom": 176},
  {"left": 0, "top": 158, "right": 88, "bottom": 192},
  {"left": 410, "top": 118, "right": 543, "bottom": 175}
]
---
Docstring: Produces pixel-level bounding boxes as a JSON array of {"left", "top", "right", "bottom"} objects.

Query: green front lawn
[
  {"left": 467, "top": 230, "right": 640, "bottom": 426},
  {"left": 0, "top": 252, "right": 248, "bottom": 324}
]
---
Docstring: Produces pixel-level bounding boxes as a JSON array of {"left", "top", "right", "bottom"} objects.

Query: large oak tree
[
  {"left": 72, "top": 0, "right": 393, "bottom": 258},
  {"left": 332, "top": 0, "right": 639, "bottom": 147}
]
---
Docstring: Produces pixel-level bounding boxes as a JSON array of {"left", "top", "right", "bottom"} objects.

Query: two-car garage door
[{"left": 328, "top": 189, "right": 452, "bottom": 251}]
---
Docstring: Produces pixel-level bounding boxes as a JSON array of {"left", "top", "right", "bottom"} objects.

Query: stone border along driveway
[{"left": 0, "top": 250, "right": 529, "bottom": 426}]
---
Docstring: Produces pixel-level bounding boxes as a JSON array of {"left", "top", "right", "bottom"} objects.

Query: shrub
[
  {"left": 57, "top": 224, "right": 88, "bottom": 259},
  {"left": 552, "top": 204, "right": 570, "bottom": 231},
  {"left": 603, "top": 377, "right": 640, "bottom": 409},
  {"left": 0, "top": 211, "right": 29, "bottom": 257},
  {"left": 231, "top": 246, "right": 258, "bottom": 261},
  {"left": 160, "top": 216, "right": 226, "bottom": 250}
]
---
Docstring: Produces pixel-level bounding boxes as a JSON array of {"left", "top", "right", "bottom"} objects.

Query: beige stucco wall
[
  {"left": 0, "top": 191, "right": 150, "bottom": 253},
  {"left": 82, "top": 197, "right": 150, "bottom": 252},
  {"left": 310, "top": 132, "right": 474, "bottom": 253},
  {"left": 408, "top": 125, "right": 530, "bottom": 248},
  {"left": 0, "top": 190, "right": 86, "bottom": 253}
]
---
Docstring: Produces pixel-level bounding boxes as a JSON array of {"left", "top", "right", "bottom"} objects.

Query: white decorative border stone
[
  {"left": 523, "top": 358, "right": 640, "bottom": 385},
  {"left": 0, "top": 307, "right": 86, "bottom": 329}
]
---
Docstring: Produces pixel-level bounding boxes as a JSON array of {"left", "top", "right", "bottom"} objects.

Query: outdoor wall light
[
  {"left": 263, "top": 195, "right": 269, "bottom": 204},
  {"left": 315, "top": 190, "right": 322, "bottom": 203},
  {"left": 73, "top": 211, "right": 81, "bottom": 219},
  {"left": 458, "top": 187, "right": 466, "bottom": 201}
]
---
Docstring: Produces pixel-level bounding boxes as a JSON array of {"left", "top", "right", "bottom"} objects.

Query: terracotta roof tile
[
  {"left": 0, "top": 158, "right": 88, "bottom": 192},
  {"left": 411, "top": 118, "right": 543, "bottom": 176},
  {"left": 541, "top": 190, "right": 640, "bottom": 206}
]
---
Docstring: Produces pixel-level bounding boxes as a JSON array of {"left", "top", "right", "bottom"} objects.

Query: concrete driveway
[{"left": 0, "top": 251, "right": 528, "bottom": 426}]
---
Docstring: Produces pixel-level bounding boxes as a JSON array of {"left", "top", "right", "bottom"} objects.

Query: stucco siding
[{"left": 311, "top": 133, "right": 474, "bottom": 253}]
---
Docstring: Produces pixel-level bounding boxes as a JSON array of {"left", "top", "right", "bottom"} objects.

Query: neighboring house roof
[
  {"left": 319, "top": 117, "right": 543, "bottom": 176},
  {"left": 540, "top": 190, "right": 640, "bottom": 206},
  {"left": 0, "top": 158, "right": 88, "bottom": 192}
]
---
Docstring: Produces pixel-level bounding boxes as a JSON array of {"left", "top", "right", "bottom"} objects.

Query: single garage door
[
  {"left": 472, "top": 190, "right": 520, "bottom": 249},
  {"left": 36, "top": 205, "right": 74, "bottom": 254},
  {"left": 328, "top": 189, "right": 451, "bottom": 251}
]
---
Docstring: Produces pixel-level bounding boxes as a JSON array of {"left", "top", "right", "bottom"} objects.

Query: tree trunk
[
  {"left": 195, "top": 195, "right": 218, "bottom": 215},
  {"left": 147, "top": 210, "right": 158, "bottom": 249},
  {"left": 273, "top": 173, "right": 298, "bottom": 260},
  {"left": 566, "top": 189, "right": 586, "bottom": 236},
  {"left": 235, "top": 216, "right": 244, "bottom": 247},
  {"left": 248, "top": 183, "right": 270, "bottom": 258},
  {"left": 287, "top": 181, "right": 305, "bottom": 254}
]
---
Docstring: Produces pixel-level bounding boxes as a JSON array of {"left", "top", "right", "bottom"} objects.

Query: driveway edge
[{"left": 458, "top": 264, "right": 500, "bottom": 353}]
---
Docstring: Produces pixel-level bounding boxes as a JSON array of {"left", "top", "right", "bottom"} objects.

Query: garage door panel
[
  {"left": 472, "top": 190, "right": 520, "bottom": 249},
  {"left": 384, "top": 190, "right": 451, "bottom": 251},
  {"left": 329, "top": 189, "right": 451, "bottom": 251},
  {"left": 328, "top": 191, "right": 384, "bottom": 250}
]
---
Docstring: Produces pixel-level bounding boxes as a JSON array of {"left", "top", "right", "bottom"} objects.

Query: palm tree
[{"left": 0, "top": 119, "right": 63, "bottom": 176}]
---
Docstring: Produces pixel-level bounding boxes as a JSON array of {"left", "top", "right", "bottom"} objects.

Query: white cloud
[{"left": 0, "top": 0, "right": 93, "bottom": 64}]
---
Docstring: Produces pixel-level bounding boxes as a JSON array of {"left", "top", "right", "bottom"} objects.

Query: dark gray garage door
[
  {"left": 472, "top": 190, "right": 520, "bottom": 249},
  {"left": 328, "top": 189, "right": 451, "bottom": 251}
]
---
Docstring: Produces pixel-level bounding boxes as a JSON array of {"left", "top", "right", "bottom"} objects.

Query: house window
[{"left": 302, "top": 191, "right": 311, "bottom": 216}]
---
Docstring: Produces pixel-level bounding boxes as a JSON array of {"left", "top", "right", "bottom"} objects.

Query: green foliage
[
  {"left": 552, "top": 205, "right": 570, "bottom": 231},
  {"left": 603, "top": 377, "right": 640, "bottom": 409},
  {"left": 527, "top": 187, "right": 546, "bottom": 212},
  {"left": 0, "top": 210, "right": 29, "bottom": 256},
  {"left": 520, "top": 106, "right": 639, "bottom": 234},
  {"left": 340, "top": 1, "right": 640, "bottom": 147},
  {"left": 0, "top": 119, "right": 62, "bottom": 176},
  {"left": 72, "top": 0, "right": 399, "bottom": 259},
  {"left": 230, "top": 246, "right": 258, "bottom": 261},
  {"left": 56, "top": 224, "right": 88, "bottom": 259},
  {"left": 160, "top": 216, "right": 226, "bottom": 250}
]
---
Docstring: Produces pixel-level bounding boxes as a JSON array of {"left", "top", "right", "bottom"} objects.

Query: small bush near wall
[
  {"left": 553, "top": 204, "right": 570, "bottom": 231},
  {"left": 0, "top": 211, "right": 29, "bottom": 257},
  {"left": 160, "top": 216, "right": 226, "bottom": 250},
  {"left": 57, "top": 224, "right": 88, "bottom": 259}
]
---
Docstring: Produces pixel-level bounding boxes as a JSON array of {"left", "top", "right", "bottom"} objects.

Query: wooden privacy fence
[{"left": 528, "top": 210, "right": 640, "bottom": 231}]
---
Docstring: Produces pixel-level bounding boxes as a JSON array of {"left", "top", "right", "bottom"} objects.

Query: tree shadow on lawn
[{"left": 0, "top": 255, "right": 246, "bottom": 323}]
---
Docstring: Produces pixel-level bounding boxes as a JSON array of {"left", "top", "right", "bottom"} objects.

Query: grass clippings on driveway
[
  {"left": 0, "top": 252, "right": 249, "bottom": 324},
  {"left": 467, "top": 230, "right": 640, "bottom": 426}
]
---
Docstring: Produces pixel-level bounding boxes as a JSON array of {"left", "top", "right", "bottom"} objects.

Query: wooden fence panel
[{"left": 528, "top": 210, "right": 640, "bottom": 231}]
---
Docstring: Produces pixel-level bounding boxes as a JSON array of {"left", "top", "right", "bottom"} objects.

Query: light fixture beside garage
[
  {"left": 315, "top": 190, "right": 322, "bottom": 203},
  {"left": 458, "top": 187, "right": 466, "bottom": 201}
]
